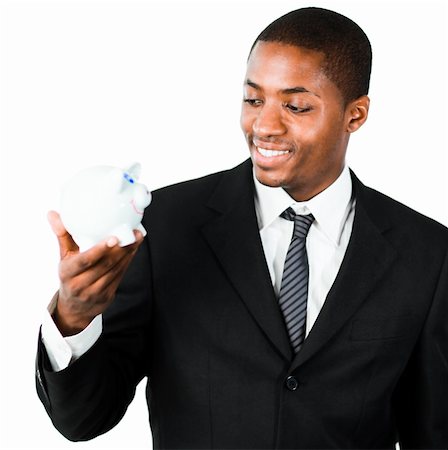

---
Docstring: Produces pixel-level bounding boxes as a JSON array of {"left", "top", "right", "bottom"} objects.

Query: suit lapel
[
  {"left": 201, "top": 161, "right": 397, "bottom": 368},
  {"left": 201, "top": 160, "right": 293, "bottom": 362},
  {"left": 290, "top": 173, "right": 397, "bottom": 370}
]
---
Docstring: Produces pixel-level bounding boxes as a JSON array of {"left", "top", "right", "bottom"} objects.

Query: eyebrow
[{"left": 245, "top": 79, "right": 320, "bottom": 97}]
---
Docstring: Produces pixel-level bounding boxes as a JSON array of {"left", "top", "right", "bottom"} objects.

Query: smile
[
  {"left": 131, "top": 200, "right": 144, "bottom": 216},
  {"left": 257, "top": 147, "right": 290, "bottom": 158}
]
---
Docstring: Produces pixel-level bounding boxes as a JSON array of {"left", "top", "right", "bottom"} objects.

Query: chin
[{"left": 254, "top": 167, "right": 286, "bottom": 189}]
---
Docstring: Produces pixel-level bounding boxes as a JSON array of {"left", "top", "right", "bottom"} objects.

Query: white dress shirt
[
  {"left": 42, "top": 293, "right": 103, "bottom": 371},
  {"left": 254, "top": 165, "right": 355, "bottom": 337},
  {"left": 42, "top": 165, "right": 355, "bottom": 371}
]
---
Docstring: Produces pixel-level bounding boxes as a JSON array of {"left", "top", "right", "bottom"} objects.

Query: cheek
[
  {"left": 292, "top": 112, "right": 342, "bottom": 147},
  {"left": 288, "top": 119, "right": 319, "bottom": 147},
  {"left": 240, "top": 107, "right": 255, "bottom": 135}
]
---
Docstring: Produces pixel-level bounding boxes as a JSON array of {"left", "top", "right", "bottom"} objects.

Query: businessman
[{"left": 36, "top": 7, "right": 448, "bottom": 449}]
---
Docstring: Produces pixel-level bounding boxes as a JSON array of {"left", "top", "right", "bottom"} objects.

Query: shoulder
[
  {"left": 144, "top": 158, "right": 252, "bottom": 220},
  {"left": 358, "top": 181, "right": 448, "bottom": 248},
  {"left": 152, "top": 169, "right": 227, "bottom": 204}
]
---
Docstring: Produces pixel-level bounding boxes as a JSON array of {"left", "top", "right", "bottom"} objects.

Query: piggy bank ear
[
  {"left": 108, "top": 167, "right": 127, "bottom": 193},
  {"left": 126, "top": 162, "right": 141, "bottom": 180}
]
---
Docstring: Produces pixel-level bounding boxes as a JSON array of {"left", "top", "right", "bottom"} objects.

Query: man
[{"left": 36, "top": 7, "right": 448, "bottom": 449}]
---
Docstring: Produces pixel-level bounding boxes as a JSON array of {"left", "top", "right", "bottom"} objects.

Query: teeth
[{"left": 257, "top": 147, "right": 289, "bottom": 157}]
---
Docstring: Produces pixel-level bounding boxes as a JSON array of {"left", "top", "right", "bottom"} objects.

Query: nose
[{"left": 252, "top": 103, "right": 286, "bottom": 137}]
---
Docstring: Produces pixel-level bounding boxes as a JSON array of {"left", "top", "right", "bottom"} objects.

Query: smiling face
[{"left": 241, "top": 41, "right": 369, "bottom": 201}]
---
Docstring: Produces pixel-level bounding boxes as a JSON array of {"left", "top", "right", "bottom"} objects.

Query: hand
[{"left": 47, "top": 211, "right": 144, "bottom": 336}]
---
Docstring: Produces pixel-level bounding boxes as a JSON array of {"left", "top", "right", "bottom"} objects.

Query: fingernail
[{"left": 106, "top": 237, "right": 119, "bottom": 247}]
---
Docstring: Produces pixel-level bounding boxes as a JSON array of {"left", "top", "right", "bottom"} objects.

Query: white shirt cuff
[{"left": 41, "top": 292, "right": 103, "bottom": 372}]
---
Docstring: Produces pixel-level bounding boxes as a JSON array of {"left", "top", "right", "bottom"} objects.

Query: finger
[
  {"left": 70, "top": 245, "right": 140, "bottom": 309},
  {"left": 98, "top": 257, "right": 138, "bottom": 304},
  {"left": 60, "top": 235, "right": 141, "bottom": 280},
  {"left": 133, "top": 229, "right": 145, "bottom": 243},
  {"left": 88, "top": 238, "right": 141, "bottom": 286},
  {"left": 47, "top": 210, "right": 79, "bottom": 258},
  {"left": 65, "top": 245, "right": 134, "bottom": 288},
  {"left": 84, "top": 235, "right": 141, "bottom": 268}
]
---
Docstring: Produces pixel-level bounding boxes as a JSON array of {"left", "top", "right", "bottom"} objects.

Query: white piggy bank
[{"left": 60, "top": 163, "right": 151, "bottom": 251}]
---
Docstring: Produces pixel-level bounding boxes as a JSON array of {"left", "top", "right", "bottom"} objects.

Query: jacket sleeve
[
  {"left": 394, "top": 248, "right": 448, "bottom": 448},
  {"left": 35, "top": 237, "right": 153, "bottom": 442}
]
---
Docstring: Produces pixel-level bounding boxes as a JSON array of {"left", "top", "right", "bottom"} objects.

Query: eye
[
  {"left": 284, "top": 103, "right": 312, "bottom": 113},
  {"left": 243, "top": 98, "right": 263, "bottom": 106},
  {"left": 123, "top": 173, "right": 135, "bottom": 184}
]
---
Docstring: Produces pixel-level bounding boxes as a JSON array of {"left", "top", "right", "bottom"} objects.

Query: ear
[
  {"left": 126, "top": 162, "right": 142, "bottom": 180},
  {"left": 345, "top": 95, "right": 370, "bottom": 133}
]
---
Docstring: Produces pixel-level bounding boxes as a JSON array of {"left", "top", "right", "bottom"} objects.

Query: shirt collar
[{"left": 253, "top": 166, "right": 353, "bottom": 246}]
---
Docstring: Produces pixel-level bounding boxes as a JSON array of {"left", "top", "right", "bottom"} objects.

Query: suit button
[{"left": 285, "top": 376, "right": 299, "bottom": 391}]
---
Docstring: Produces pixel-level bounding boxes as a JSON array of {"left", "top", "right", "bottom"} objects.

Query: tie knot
[{"left": 281, "top": 207, "right": 314, "bottom": 240}]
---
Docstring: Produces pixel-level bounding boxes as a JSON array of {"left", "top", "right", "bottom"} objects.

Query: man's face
[{"left": 241, "top": 41, "right": 355, "bottom": 201}]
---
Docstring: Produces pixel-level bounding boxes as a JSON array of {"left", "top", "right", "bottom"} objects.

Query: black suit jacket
[{"left": 36, "top": 159, "right": 448, "bottom": 449}]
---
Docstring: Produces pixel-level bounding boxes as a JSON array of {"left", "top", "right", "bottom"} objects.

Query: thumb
[{"left": 47, "top": 210, "right": 79, "bottom": 258}]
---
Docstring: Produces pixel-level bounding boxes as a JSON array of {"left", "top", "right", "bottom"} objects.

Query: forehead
[{"left": 245, "top": 41, "right": 332, "bottom": 94}]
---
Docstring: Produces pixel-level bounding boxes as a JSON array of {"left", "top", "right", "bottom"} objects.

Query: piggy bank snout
[{"left": 133, "top": 184, "right": 152, "bottom": 209}]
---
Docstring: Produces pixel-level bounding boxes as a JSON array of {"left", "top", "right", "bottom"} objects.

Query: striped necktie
[{"left": 278, "top": 207, "right": 315, "bottom": 353}]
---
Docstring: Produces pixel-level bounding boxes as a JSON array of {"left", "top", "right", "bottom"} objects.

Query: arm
[
  {"left": 41, "top": 300, "right": 103, "bottom": 371},
  {"left": 394, "top": 249, "right": 448, "bottom": 448},
  {"left": 36, "top": 212, "right": 152, "bottom": 441}
]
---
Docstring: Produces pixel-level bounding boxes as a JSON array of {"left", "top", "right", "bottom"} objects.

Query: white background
[{"left": 0, "top": 0, "right": 447, "bottom": 449}]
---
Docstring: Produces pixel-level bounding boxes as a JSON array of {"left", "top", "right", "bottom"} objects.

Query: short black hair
[{"left": 251, "top": 7, "right": 372, "bottom": 104}]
